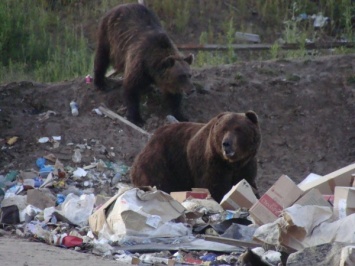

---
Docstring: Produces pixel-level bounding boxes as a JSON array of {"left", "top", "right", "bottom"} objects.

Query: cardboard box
[
  {"left": 293, "top": 188, "right": 331, "bottom": 207},
  {"left": 220, "top": 179, "right": 258, "bottom": 210},
  {"left": 249, "top": 175, "right": 303, "bottom": 225},
  {"left": 170, "top": 188, "right": 210, "bottom": 203},
  {"left": 298, "top": 163, "right": 355, "bottom": 194},
  {"left": 334, "top": 186, "right": 355, "bottom": 218}
]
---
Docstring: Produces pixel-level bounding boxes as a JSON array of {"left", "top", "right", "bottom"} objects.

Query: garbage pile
[{"left": 1, "top": 146, "right": 355, "bottom": 265}]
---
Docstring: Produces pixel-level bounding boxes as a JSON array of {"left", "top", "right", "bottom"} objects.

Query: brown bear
[
  {"left": 130, "top": 111, "right": 261, "bottom": 202},
  {"left": 93, "top": 3, "right": 194, "bottom": 125}
]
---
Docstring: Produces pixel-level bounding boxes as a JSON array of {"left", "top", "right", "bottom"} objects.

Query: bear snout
[
  {"left": 222, "top": 139, "right": 235, "bottom": 157},
  {"left": 184, "top": 83, "right": 195, "bottom": 96}
]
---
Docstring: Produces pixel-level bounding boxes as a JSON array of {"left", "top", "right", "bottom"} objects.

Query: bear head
[
  {"left": 155, "top": 54, "right": 195, "bottom": 95},
  {"left": 210, "top": 111, "right": 261, "bottom": 163}
]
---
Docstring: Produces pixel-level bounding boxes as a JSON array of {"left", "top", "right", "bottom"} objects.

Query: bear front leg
[
  {"left": 164, "top": 93, "right": 188, "bottom": 122},
  {"left": 123, "top": 83, "right": 144, "bottom": 126},
  {"left": 94, "top": 40, "right": 110, "bottom": 90}
]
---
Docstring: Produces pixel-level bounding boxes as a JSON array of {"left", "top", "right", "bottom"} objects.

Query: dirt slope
[{"left": 1, "top": 54, "right": 355, "bottom": 194}]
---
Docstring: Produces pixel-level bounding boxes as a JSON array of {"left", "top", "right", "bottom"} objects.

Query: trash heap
[{"left": 1, "top": 147, "right": 355, "bottom": 265}]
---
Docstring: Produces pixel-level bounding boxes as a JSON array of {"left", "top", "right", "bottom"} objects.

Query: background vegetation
[{"left": 0, "top": 0, "right": 354, "bottom": 83}]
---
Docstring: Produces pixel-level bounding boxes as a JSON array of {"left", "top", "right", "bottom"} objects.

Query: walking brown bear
[
  {"left": 130, "top": 111, "right": 261, "bottom": 202},
  {"left": 93, "top": 3, "right": 194, "bottom": 125}
]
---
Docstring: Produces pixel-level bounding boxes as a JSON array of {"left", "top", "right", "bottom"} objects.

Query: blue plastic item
[
  {"left": 56, "top": 194, "right": 66, "bottom": 205},
  {"left": 200, "top": 253, "right": 217, "bottom": 262},
  {"left": 33, "top": 177, "right": 44, "bottom": 188},
  {"left": 36, "top": 157, "right": 46, "bottom": 169}
]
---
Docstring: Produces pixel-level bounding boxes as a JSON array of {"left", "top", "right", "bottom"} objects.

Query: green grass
[
  {"left": 0, "top": 0, "right": 93, "bottom": 83},
  {"left": 0, "top": 0, "right": 354, "bottom": 83}
]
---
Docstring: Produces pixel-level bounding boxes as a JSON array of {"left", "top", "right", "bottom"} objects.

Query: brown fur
[
  {"left": 93, "top": 3, "right": 194, "bottom": 125},
  {"left": 130, "top": 111, "right": 261, "bottom": 202}
]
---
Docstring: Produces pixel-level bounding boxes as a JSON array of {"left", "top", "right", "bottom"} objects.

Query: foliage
[
  {"left": 0, "top": 0, "right": 354, "bottom": 83},
  {"left": 0, "top": 0, "right": 92, "bottom": 83}
]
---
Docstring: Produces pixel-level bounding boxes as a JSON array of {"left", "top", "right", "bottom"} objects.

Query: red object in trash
[{"left": 62, "top": 236, "right": 83, "bottom": 248}]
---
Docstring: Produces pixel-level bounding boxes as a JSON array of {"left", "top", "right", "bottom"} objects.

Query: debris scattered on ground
[{"left": 2, "top": 136, "right": 355, "bottom": 266}]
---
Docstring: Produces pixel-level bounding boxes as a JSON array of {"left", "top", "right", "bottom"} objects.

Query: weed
[
  {"left": 1, "top": 0, "right": 354, "bottom": 82},
  {"left": 270, "top": 42, "right": 281, "bottom": 60},
  {"left": 226, "top": 18, "right": 237, "bottom": 63},
  {"left": 174, "top": 1, "right": 191, "bottom": 33},
  {"left": 342, "top": 0, "right": 354, "bottom": 41},
  {"left": 257, "top": 68, "right": 278, "bottom": 76},
  {"left": 347, "top": 75, "right": 355, "bottom": 84},
  {"left": 234, "top": 72, "right": 245, "bottom": 83},
  {"left": 286, "top": 73, "right": 301, "bottom": 82}
]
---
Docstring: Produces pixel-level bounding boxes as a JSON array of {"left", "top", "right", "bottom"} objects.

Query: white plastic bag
[{"left": 59, "top": 193, "right": 95, "bottom": 226}]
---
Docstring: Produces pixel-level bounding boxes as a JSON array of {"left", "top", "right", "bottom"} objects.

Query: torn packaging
[
  {"left": 89, "top": 187, "right": 187, "bottom": 237},
  {"left": 253, "top": 204, "right": 355, "bottom": 251},
  {"left": 170, "top": 188, "right": 210, "bottom": 203},
  {"left": 334, "top": 186, "right": 355, "bottom": 218}
]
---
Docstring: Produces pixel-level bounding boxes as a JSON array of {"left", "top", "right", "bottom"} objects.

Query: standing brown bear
[
  {"left": 130, "top": 111, "right": 261, "bottom": 202},
  {"left": 94, "top": 3, "right": 194, "bottom": 125}
]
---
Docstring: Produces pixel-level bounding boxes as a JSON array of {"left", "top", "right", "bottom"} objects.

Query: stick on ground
[{"left": 98, "top": 106, "right": 152, "bottom": 138}]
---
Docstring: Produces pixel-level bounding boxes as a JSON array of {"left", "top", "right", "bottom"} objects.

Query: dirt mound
[{"left": 1, "top": 54, "right": 355, "bottom": 193}]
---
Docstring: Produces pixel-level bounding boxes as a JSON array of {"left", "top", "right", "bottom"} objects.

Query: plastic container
[
  {"left": 72, "top": 149, "right": 82, "bottom": 163},
  {"left": 36, "top": 158, "right": 46, "bottom": 169},
  {"left": 33, "top": 177, "right": 44, "bottom": 187},
  {"left": 85, "top": 75, "right": 92, "bottom": 84},
  {"left": 62, "top": 235, "right": 83, "bottom": 248},
  {"left": 70, "top": 101, "right": 79, "bottom": 116}
]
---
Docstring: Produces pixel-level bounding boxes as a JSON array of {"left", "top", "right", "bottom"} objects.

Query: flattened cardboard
[
  {"left": 249, "top": 175, "right": 303, "bottom": 225},
  {"left": 170, "top": 188, "right": 210, "bottom": 203},
  {"left": 293, "top": 188, "right": 331, "bottom": 207},
  {"left": 298, "top": 163, "right": 355, "bottom": 194},
  {"left": 89, "top": 187, "right": 186, "bottom": 237},
  {"left": 220, "top": 179, "right": 258, "bottom": 210},
  {"left": 27, "top": 188, "right": 56, "bottom": 210},
  {"left": 334, "top": 186, "right": 355, "bottom": 218},
  {"left": 94, "top": 194, "right": 111, "bottom": 208},
  {"left": 297, "top": 173, "right": 322, "bottom": 187}
]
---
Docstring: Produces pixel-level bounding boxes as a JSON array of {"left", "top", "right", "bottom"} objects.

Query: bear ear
[
  {"left": 245, "top": 111, "right": 258, "bottom": 124},
  {"left": 184, "top": 54, "right": 194, "bottom": 65},
  {"left": 160, "top": 56, "right": 175, "bottom": 69}
]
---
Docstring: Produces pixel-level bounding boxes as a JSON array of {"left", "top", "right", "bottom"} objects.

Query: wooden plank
[
  {"left": 178, "top": 42, "right": 355, "bottom": 51},
  {"left": 98, "top": 106, "right": 152, "bottom": 138},
  {"left": 200, "top": 235, "right": 262, "bottom": 249}
]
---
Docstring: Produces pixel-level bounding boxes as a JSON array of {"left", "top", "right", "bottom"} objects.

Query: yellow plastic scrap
[{"left": 7, "top": 136, "right": 18, "bottom": 145}]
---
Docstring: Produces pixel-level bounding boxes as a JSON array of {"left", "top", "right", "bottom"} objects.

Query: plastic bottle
[
  {"left": 72, "top": 149, "right": 82, "bottom": 163},
  {"left": 70, "top": 101, "right": 79, "bottom": 116},
  {"left": 56, "top": 194, "right": 66, "bottom": 205},
  {"left": 111, "top": 172, "right": 122, "bottom": 186}
]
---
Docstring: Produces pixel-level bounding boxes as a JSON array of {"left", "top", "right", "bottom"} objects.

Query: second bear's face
[
  {"left": 212, "top": 112, "right": 261, "bottom": 163},
  {"left": 155, "top": 54, "right": 195, "bottom": 95}
]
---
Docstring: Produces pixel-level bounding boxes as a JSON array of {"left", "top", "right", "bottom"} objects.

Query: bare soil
[
  {"left": 1, "top": 54, "right": 355, "bottom": 265},
  {"left": 1, "top": 54, "right": 355, "bottom": 192}
]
